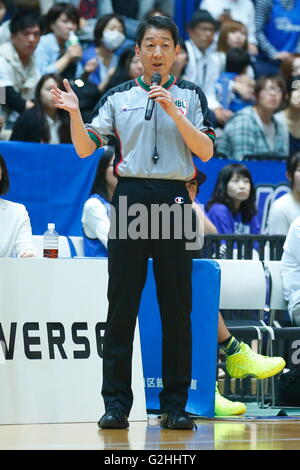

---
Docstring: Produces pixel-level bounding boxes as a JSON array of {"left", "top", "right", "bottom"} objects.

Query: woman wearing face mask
[
  {"left": 34, "top": 3, "right": 83, "bottom": 80},
  {"left": 81, "top": 14, "right": 126, "bottom": 92}
]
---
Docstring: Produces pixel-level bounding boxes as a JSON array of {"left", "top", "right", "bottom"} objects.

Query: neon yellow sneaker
[
  {"left": 226, "top": 342, "right": 286, "bottom": 380},
  {"left": 215, "top": 383, "right": 246, "bottom": 416}
]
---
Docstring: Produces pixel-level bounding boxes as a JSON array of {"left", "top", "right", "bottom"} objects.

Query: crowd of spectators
[
  {"left": 1, "top": 1, "right": 300, "bottom": 233},
  {"left": 0, "top": 0, "right": 299, "bottom": 152},
  {"left": 1, "top": 1, "right": 300, "bottom": 243}
]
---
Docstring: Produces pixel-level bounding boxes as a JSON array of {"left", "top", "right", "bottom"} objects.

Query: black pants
[{"left": 101, "top": 178, "right": 193, "bottom": 415}]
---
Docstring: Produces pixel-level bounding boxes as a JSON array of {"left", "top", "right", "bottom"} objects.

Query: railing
[{"left": 201, "top": 234, "right": 286, "bottom": 261}]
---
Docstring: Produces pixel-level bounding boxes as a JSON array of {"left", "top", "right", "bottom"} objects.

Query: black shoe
[
  {"left": 98, "top": 409, "right": 129, "bottom": 429},
  {"left": 160, "top": 410, "right": 197, "bottom": 430}
]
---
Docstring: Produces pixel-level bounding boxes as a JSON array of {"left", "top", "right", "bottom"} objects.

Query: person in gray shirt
[{"left": 51, "top": 15, "right": 215, "bottom": 431}]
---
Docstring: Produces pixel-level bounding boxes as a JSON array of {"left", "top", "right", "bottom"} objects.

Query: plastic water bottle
[
  {"left": 66, "top": 31, "right": 80, "bottom": 48},
  {"left": 43, "top": 223, "right": 59, "bottom": 258}
]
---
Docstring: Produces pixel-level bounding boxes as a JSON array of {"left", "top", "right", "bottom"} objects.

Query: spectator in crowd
[
  {"left": 0, "top": 153, "right": 38, "bottom": 258},
  {"left": 268, "top": 152, "right": 300, "bottom": 235},
  {"left": 0, "top": 10, "right": 41, "bottom": 138},
  {"left": 281, "top": 215, "right": 300, "bottom": 326},
  {"left": 199, "top": 0, "right": 258, "bottom": 55},
  {"left": 216, "top": 75, "right": 288, "bottom": 160},
  {"left": 188, "top": 169, "right": 285, "bottom": 416},
  {"left": 206, "top": 163, "right": 260, "bottom": 236},
  {"left": 98, "top": 0, "right": 174, "bottom": 40},
  {"left": 0, "top": 0, "right": 15, "bottom": 44},
  {"left": 34, "top": 3, "right": 101, "bottom": 122},
  {"left": 213, "top": 20, "right": 255, "bottom": 78},
  {"left": 169, "top": 38, "right": 188, "bottom": 79},
  {"left": 81, "top": 146, "right": 117, "bottom": 257},
  {"left": 215, "top": 48, "right": 255, "bottom": 113},
  {"left": 280, "top": 53, "right": 300, "bottom": 83},
  {"left": 255, "top": 0, "right": 300, "bottom": 77},
  {"left": 276, "top": 75, "right": 300, "bottom": 156},
  {"left": 185, "top": 9, "right": 233, "bottom": 127},
  {"left": 34, "top": 3, "right": 83, "bottom": 80},
  {"left": 186, "top": 172, "right": 217, "bottom": 237},
  {"left": 143, "top": 4, "right": 171, "bottom": 21},
  {"left": 81, "top": 13, "right": 126, "bottom": 92},
  {"left": 10, "top": 73, "right": 71, "bottom": 143},
  {"left": 0, "top": 0, "right": 12, "bottom": 24},
  {"left": 100, "top": 46, "right": 143, "bottom": 97}
]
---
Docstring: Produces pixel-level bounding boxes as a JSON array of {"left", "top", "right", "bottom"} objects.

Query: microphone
[{"left": 144, "top": 73, "right": 162, "bottom": 121}]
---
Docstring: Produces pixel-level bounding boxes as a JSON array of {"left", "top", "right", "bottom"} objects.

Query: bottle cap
[{"left": 48, "top": 223, "right": 55, "bottom": 231}]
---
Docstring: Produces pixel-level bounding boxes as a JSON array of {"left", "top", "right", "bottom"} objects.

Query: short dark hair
[
  {"left": 254, "top": 74, "right": 286, "bottom": 110},
  {"left": 0, "top": 153, "right": 10, "bottom": 196},
  {"left": 226, "top": 48, "right": 251, "bottom": 74},
  {"left": 44, "top": 2, "right": 80, "bottom": 33},
  {"left": 287, "top": 152, "right": 300, "bottom": 186},
  {"left": 94, "top": 13, "right": 125, "bottom": 46},
  {"left": 9, "top": 9, "right": 41, "bottom": 34},
  {"left": 188, "top": 9, "right": 218, "bottom": 30},
  {"left": 206, "top": 163, "right": 257, "bottom": 223},
  {"left": 135, "top": 15, "right": 178, "bottom": 47}
]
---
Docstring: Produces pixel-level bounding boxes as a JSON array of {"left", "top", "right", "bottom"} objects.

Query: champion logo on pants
[{"left": 175, "top": 196, "right": 184, "bottom": 204}]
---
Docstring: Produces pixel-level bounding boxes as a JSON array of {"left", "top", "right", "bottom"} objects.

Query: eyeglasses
[{"left": 261, "top": 86, "right": 282, "bottom": 94}]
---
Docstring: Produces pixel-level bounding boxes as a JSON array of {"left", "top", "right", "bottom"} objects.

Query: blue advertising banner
[
  {"left": 0, "top": 141, "right": 289, "bottom": 235},
  {"left": 139, "top": 258, "right": 220, "bottom": 416},
  {"left": 0, "top": 141, "right": 102, "bottom": 236},
  {"left": 196, "top": 157, "right": 289, "bottom": 233}
]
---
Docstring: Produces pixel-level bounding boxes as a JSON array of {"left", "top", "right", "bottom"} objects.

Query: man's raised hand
[{"left": 51, "top": 78, "right": 79, "bottom": 114}]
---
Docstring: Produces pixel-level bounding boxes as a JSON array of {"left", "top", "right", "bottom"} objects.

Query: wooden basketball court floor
[{"left": 1, "top": 416, "right": 300, "bottom": 450}]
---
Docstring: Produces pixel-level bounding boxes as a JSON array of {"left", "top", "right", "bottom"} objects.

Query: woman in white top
[
  {"left": 81, "top": 146, "right": 117, "bottom": 257},
  {"left": 268, "top": 152, "right": 300, "bottom": 235},
  {"left": 0, "top": 154, "right": 37, "bottom": 258}
]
